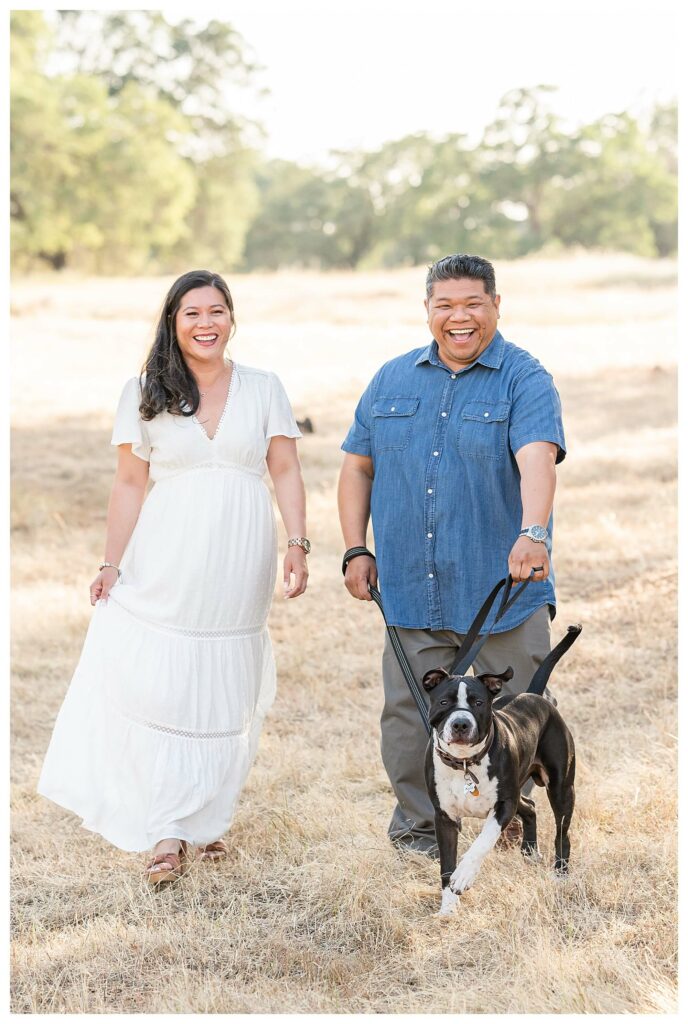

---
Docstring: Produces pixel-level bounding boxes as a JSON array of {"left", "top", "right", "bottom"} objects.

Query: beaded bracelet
[{"left": 99, "top": 562, "right": 122, "bottom": 579}]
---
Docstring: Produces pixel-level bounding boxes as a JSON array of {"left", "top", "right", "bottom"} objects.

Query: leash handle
[
  {"left": 450, "top": 572, "right": 534, "bottom": 676},
  {"left": 342, "top": 545, "right": 376, "bottom": 575}
]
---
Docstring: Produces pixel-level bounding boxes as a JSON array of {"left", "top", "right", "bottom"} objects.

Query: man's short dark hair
[{"left": 426, "top": 254, "right": 497, "bottom": 300}]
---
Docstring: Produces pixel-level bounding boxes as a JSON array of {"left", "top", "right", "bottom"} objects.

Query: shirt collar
[{"left": 415, "top": 331, "right": 505, "bottom": 372}]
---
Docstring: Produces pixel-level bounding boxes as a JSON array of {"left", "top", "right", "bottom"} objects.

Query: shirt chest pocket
[
  {"left": 372, "top": 397, "right": 419, "bottom": 451},
  {"left": 457, "top": 399, "right": 511, "bottom": 460}
]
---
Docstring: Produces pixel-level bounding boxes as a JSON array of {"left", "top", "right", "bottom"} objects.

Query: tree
[
  {"left": 52, "top": 11, "right": 263, "bottom": 270},
  {"left": 10, "top": 11, "right": 261, "bottom": 272},
  {"left": 548, "top": 110, "right": 677, "bottom": 256},
  {"left": 10, "top": 13, "right": 197, "bottom": 272},
  {"left": 478, "top": 86, "right": 572, "bottom": 254},
  {"left": 243, "top": 160, "right": 375, "bottom": 270}
]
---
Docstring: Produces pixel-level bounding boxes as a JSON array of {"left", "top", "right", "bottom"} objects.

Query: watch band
[
  {"left": 519, "top": 525, "right": 549, "bottom": 544},
  {"left": 288, "top": 537, "right": 311, "bottom": 554}
]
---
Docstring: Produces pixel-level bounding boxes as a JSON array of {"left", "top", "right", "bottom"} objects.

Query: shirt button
[
  {"left": 427, "top": 488, "right": 433, "bottom": 494},
  {"left": 433, "top": 451, "right": 439, "bottom": 456},
  {"left": 484, "top": 411, "right": 490, "bottom": 417},
  {"left": 428, "top": 573, "right": 434, "bottom": 578},
  {"left": 427, "top": 532, "right": 433, "bottom": 538},
  {"left": 451, "top": 374, "right": 456, "bottom": 379},
  {"left": 441, "top": 412, "right": 447, "bottom": 418},
  {"left": 390, "top": 406, "right": 396, "bottom": 411}
]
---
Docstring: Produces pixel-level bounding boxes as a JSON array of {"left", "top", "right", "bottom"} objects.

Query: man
[{"left": 338, "top": 253, "right": 566, "bottom": 857}]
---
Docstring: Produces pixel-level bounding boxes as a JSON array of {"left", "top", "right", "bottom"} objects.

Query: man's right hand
[{"left": 344, "top": 555, "right": 378, "bottom": 601}]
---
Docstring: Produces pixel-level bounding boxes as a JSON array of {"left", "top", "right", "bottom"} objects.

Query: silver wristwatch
[
  {"left": 288, "top": 537, "right": 311, "bottom": 554},
  {"left": 518, "top": 525, "right": 549, "bottom": 544}
]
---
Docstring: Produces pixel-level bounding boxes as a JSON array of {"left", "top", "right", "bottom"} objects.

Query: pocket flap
[
  {"left": 461, "top": 399, "right": 510, "bottom": 424},
  {"left": 372, "top": 397, "right": 419, "bottom": 418}
]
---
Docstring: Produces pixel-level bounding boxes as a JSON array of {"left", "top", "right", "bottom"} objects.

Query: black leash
[
  {"left": 449, "top": 574, "right": 532, "bottom": 677},
  {"left": 343, "top": 546, "right": 582, "bottom": 735},
  {"left": 342, "top": 546, "right": 432, "bottom": 734},
  {"left": 343, "top": 547, "right": 533, "bottom": 737}
]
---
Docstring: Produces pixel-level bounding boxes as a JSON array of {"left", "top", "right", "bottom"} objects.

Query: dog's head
[{"left": 422, "top": 666, "right": 514, "bottom": 747}]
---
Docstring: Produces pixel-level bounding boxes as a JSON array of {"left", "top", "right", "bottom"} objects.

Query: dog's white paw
[
  {"left": 434, "top": 887, "right": 459, "bottom": 917},
  {"left": 450, "top": 855, "right": 479, "bottom": 894}
]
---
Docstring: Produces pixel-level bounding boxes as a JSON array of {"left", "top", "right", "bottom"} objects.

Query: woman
[{"left": 38, "top": 270, "right": 309, "bottom": 885}]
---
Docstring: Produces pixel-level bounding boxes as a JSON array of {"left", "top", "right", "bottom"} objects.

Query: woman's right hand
[{"left": 90, "top": 567, "right": 119, "bottom": 606}]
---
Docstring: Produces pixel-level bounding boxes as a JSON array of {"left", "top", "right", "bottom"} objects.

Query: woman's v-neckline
[{"left": 193, "top": 363, "right": 236, "bottom": 442}]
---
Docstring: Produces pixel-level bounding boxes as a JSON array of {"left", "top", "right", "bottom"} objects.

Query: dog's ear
[
  {"left": 477, "top": 666, "right": 514, "bottom": 695},
  {"left": 422, "top": 667, "right": 450, "bottom": 691}
]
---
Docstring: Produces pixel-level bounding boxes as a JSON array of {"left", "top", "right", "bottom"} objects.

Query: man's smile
[{"left": 447, "top": 328, "right": 476, "bottom": 342}]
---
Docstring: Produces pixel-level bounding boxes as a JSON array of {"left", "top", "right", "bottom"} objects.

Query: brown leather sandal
[
  {"left": 145, "top": 841, "right": 188, "bottom": 886},
  {"left": 198, "top": 839, "right": 229, "bottom": 863}
]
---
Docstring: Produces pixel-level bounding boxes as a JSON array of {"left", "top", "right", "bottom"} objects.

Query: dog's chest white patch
[{"left": 433, "top": 752, "right": 499, "bottom": 820}]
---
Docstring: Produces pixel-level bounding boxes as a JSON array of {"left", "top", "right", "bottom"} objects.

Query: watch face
[
  {"left": 302, "top": 539, "right": 311, "bottom": 554},
  {"left": 529, "top": 525, "right": 548, "bottom": 541}
]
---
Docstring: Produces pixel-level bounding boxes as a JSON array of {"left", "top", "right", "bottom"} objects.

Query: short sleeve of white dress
[
  {"left": 110, "top": 377, "right": 151, "bottom": 462},
  {"left": 265, "top": 373, "right": 303, "bottom": 440}
]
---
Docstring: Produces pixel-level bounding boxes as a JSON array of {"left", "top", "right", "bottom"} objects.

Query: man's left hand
[{"left": 508, "top": 536, "right": 550, "bottom": 583}]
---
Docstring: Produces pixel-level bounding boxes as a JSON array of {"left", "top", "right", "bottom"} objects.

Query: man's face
[{"left": 424, "top": 277, "right": 501, "bottom": 370}]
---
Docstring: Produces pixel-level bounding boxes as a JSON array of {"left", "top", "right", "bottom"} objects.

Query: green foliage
[
  {"left": 242, "top": 161, "right": 375, "bottom": 270},
  {"left": 166, "top": 151, "right": 260, "bottom": 272},
  {"left": 10, "top": 12, "right": 677, "bottom": 274},
  {"left": 244, "top": 88, "right": 676, "bottom": 270},
  {"left": 11, "top": 11, "right": 260, "bottom": 273},
  {"left": 544, "top": 112, "right": 677, "bottom": 257}
]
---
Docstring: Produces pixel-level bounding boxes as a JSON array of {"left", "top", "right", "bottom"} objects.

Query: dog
[{"left": 422, "top": 624, "right": 580, "bottom": 916}]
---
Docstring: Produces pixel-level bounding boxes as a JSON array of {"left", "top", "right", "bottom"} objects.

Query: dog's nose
[{"left": 452, "top": 719, "right": 470, "bottom": 735}]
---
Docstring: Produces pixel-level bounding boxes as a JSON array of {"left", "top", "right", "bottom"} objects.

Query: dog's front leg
[
  {"left": 435, "top": 810, "right": 459, "bottom": 916},
  {"left": 450, "top": 810, "right": 503, "bottom": 894}
]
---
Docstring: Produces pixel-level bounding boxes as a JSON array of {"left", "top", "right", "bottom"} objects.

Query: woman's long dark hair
[{"left": 139, "top": 270, "right": 235, "bottom": 421}]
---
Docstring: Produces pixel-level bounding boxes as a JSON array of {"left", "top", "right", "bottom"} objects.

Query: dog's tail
[{"left": 526, "top": 624, "right": 582, "bottom": 696}]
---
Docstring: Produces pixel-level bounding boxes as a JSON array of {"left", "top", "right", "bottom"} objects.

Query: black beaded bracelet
[{"left": 341, "top": 546, "right": 376, "bottom": 576}]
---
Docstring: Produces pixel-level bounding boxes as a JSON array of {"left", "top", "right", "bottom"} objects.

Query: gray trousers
[{"left": 380, "top": 606, "right": 552, "bottom": 851}]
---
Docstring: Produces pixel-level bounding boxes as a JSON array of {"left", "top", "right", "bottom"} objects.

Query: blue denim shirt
[{"left": 341, "top": 332, "right": 566, "bottom": 633}]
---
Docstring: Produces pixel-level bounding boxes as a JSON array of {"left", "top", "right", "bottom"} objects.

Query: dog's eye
[
  {"left": 474, "top": 699, "right": 483, "bottom": 707},
  {"left": 439, "top": 699, "right": 449, "bottom": 706}
]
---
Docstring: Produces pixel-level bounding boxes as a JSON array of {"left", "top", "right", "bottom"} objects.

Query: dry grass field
[{"left": 11, "top": 254, "right": 677, "bottom": 1013}]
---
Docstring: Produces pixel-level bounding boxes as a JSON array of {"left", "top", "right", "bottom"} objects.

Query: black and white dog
[{"left": 423, "top": 625, "right": 580, "bottom": 916}]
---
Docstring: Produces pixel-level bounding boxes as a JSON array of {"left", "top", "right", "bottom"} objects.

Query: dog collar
[{"left": 434, "top": 719, "right": 496, "bottom": 790}]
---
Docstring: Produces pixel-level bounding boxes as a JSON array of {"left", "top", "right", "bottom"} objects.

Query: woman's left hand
[{"left": 283, "top": 546, "right": 308, "bottom": 598}]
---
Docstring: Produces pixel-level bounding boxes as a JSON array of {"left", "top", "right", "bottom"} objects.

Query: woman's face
[{"left": 174, "top": 285, "right": 233, "bottom": 367}]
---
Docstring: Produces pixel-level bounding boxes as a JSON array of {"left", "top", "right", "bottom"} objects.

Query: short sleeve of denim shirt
[
  {"left": 508, "top": 365, "right": 567, "bottom": 464},
  {"left": 341, "top": 377, "right": 375, "bottom": 456}
]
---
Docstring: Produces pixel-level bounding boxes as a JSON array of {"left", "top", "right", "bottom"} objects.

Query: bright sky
[{"left": 185, "top": 0, "right": 678, "bottom": 164}]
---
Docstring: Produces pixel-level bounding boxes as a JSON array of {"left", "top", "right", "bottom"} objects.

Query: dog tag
[{"left": 463, "top": 777, "right": 480, "bottom": 797}]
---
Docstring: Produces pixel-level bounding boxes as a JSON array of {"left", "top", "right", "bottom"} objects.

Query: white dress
[{"left": 38, "top": 364, "right": 301, "bottom": 852}]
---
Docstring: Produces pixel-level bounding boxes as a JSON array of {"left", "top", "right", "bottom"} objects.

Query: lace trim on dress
[
  {"left": 114, "top": 704, "right": 247, "bottom": 739},
  {"left": 108, "top": 595, "right": 266, "bottom": 640},
  {"left": 193, "top": 362, "right": 237, "bottom": 441},
  {"left": 153, "top": 460, "right": 263, "bottom": 481}
]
